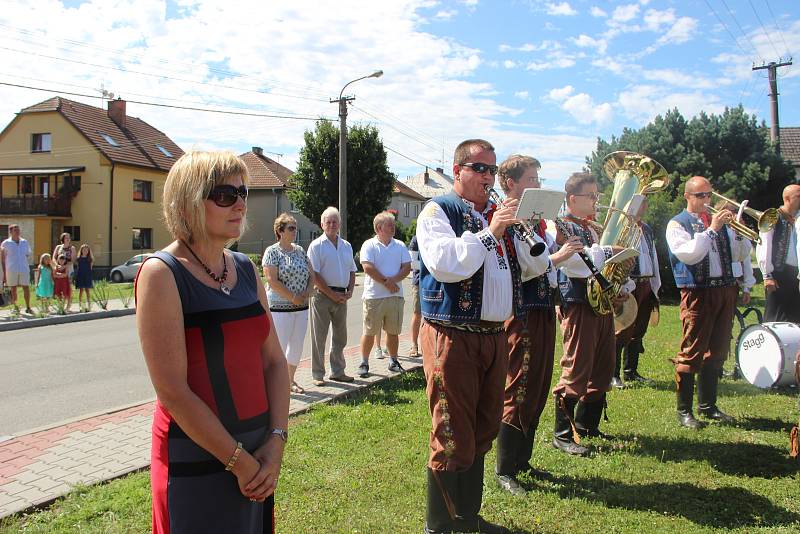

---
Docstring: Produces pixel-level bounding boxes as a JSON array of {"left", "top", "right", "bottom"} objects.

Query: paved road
[{"left": 0, "top": 276, "right": 413, "bottom": 436}]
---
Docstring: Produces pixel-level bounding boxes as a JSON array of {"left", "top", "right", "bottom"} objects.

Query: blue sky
[{"left": 0, "top": 0, "right": 797, "bottom": 190}]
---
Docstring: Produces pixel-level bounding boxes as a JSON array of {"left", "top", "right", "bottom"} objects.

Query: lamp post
[{"left": 331, "top": 70, "right": 383, "bottom": 240}]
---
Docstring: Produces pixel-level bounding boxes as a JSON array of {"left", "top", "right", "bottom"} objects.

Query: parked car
[{"left": 109, "top": 253, "right": 152, "bottom": 282}]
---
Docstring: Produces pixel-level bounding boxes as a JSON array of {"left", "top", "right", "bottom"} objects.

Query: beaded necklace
[{"left": 181, "top": 240, "right": 231, "bottom": 295}]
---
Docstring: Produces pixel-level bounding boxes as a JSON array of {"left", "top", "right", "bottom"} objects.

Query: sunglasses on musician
[
  {"left": 460, "top": 162, "right": 499, "bottom": 176},
  {"left": 689, "top": 191, "right": 713, "bottom": 199},
  {"left": 574, "top": 192, "right": 601, "bottom": 201},
  {"left": 207, "top": 185, "right": 248, "bottom": 207}
]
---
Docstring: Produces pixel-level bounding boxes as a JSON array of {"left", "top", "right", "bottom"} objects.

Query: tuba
[{"left": 587, "top": 152, "right": 670, "bottom": 329}]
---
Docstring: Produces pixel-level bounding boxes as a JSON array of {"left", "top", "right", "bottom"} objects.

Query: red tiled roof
[
  {"left": 239, "top": 151, "right": 293, "bottom": 188},
  {"left": 393, "top": 179, "right": 427, "bottom": 201},
  {"left": 18, "top": 97, "right": 183, "bottom": 171},
  {"left": 780, "top": 127, "right": 800, "bottom": 167}
]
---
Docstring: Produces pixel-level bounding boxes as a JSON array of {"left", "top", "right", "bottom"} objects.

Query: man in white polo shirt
[
  {"left": 1, "top": 224, "right": 33, "bottom": 313},
  {"left": 308, "top": 206, "right": 357, "bottom": 386},
  {"left": 358, "top": 211, "right": 412, "bottom": 378}
]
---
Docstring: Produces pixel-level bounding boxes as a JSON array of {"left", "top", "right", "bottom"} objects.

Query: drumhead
[{"left": 737, "top": 322, "right": 800, "bottom": 388}]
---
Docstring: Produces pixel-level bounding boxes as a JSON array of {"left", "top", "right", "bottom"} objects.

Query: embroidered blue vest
[
  {"left": 769, "top": 214, "right": 794, "bottom": 275},
  {"left": 557, "top": 218, "right": 597, "bottom": 306},
  {"left": 520, "top": 272, "right": 554, "bottom": 313},
  {"left": 668, "top": 209, "right": 735, "bottom": 288},
  {"left": 419, "top": 193, "right": 521, "bottom": 323},
  {"left": 630, "top": 222, "right": 655, "bottom": 278}
]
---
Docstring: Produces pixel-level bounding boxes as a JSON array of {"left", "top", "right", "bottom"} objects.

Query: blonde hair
[
  {"left": 273, "top": 213, "right": 296, "bottom": 240},
  {"left": 162, "top": 150, "right": 250, "bottom": 244},
  {"left": 498, "top": 154, "right": 541, "bottom": 194},
  {"left": 373, "top": 211, "right": 396, "bottom": 233},
  {"left": 38, "top": 253, "right": 52, "bottom": 269},
  {"left": 78, "top": 243, "right": 94, "bottom": 262}
]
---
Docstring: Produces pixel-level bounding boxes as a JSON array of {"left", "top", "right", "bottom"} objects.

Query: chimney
[
  {"left": 423, "top": 166, "right": 429, "bottom": 185},
  {"left": 252, "top": 146, "right": 263, "bottom": 156},
  {"left": 107, "top": 98, "right": 126, "bottom": 129}
]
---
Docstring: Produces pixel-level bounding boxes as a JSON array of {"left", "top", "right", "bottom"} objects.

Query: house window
[
  {"left": 20, "top": 176, "right": 34, "bottom": 194},
  {"left": 31, "top": 133, "right": 52, "bottom": 153},
  {"left": 289, "top": 200, "right": 299, "bottom": 213},
  {"left": 99, "top": 132, "right": 119, "bottom": 147},
  {"left": 132, "top": 228, "right": 153, "bottom": 250},
  {"left": 133, "top": 180, "right": 153, "bottom": 202},
  {"left": 404, "top": 202, "right": 409, "bottom": 217},
  {"left": 413, "top": 203, "right": 419, "bottom": 217},
  {"left": 63, "top": 225, "right": 81, "bottom": 241},
  {"left": 62, "top": 175, "right": 82, "bottom": 193},
  {"left": 156, "top": 144, "right": 173, "bottom": 157}
]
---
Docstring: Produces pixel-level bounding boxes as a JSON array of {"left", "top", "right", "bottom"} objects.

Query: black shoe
[
  {"left": 552, "top": 437, "right": 590, "bottom": 457},
  {"left": 495, "top": 474, "right": 526, "bottom": 495},
  {"left": 448, "top": 516, "right": 510, "bottom": 534},
  {"left": 624, "top": 371, "right": 653, "bottom": 384},
  {"left": 698, "top": 406, "right": 735, "bottom": 424},
  {"left": 611, "top": 376, "right": 626, "bottom": 389},
  {"left": 677, "top": 410, "right": 703, "bottom": 430},
  {"left": 388, "top": 358, "right": 404, "bottom": 373}
]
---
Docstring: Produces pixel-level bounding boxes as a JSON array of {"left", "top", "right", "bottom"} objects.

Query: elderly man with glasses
[
  {"left": 416, "top": 139, "right": 550, "bottom": 534},
  {"left": 666, "top": 176, "right": 746, "bottom": 429}
]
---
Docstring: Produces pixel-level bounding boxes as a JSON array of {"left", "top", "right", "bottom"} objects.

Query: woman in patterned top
[
  {"left": 262, "top": 213, "right": 314, "bottom": 394},
  {"left": 136, "top": 151, "right": 289, "bottom": 533}
]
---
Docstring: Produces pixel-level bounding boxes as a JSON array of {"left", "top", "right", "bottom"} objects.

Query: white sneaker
[{"left": 373, "top": 347, "right": 386, "bottom": 359}]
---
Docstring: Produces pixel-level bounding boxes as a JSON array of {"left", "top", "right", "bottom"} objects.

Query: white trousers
[{"left": 271, "top": 309, "right": 309, "bottom": 366}]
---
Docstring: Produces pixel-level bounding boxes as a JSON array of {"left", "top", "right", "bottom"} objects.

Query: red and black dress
[{"left": 136, "top": 251, "right": 274, "bottom": 534}]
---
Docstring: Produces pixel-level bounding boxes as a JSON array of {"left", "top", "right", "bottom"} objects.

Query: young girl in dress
[
  {"left": 34, "top": 253, "right": 54, "bottom": 310},
  {"left": 75, "top": 244, "right": 94, "bottom": 312},
  {"left": 53, "top": 254, "right": 71, "bottom": 310}
]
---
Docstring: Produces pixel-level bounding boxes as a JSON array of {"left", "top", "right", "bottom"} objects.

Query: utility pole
[
  {"left": 753, "top": 58, "right": 792, "bottom": 155},
  {"left": 331, "top": 70, "right": 383, "bottom": 240}
]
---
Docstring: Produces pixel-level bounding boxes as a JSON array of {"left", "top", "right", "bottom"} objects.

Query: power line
[
  {"left": 719, "top": 0, "right": 763, "bottom": 60},
  {"left": 703, "top": 0, "right": 752, "bottom": 56},
  {"left": 747, "top": 0, "right": 781, "bottom": 58},
  {"left": 763, "top": 0, "right": 792, "bottom": 57},
  {"left": 384, "top": 143, "right": 439, "bottom": 170},
  {"left": 0, "top": 82, "right": 331, "bottom": 121},
  {"left": 351, "top": 104, "right": 444, "bottom": 154}
]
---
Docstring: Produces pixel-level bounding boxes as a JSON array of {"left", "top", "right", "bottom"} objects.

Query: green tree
[
  {"left": 586, "top": 105, "right": 796, "bottom": 299},
  {"left": 288, "top": 120, "right": 396, "bottom": 251}
]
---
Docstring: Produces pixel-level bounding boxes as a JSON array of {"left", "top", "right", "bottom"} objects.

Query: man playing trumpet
[{"left": 666, "top": 176, "right": 746, "bottom": 428}]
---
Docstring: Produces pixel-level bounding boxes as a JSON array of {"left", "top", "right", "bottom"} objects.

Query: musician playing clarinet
[
  {"left": 552, "top": 172, "right": 630, "bottom": 457},
  {"left": 494, "top": 155, "right": 584, "bottom": 493},
  {"left": 416, "top": 139, "right": 550, "bottom": 533},
  {"left": 666, "top": 176, "right": 743, "bottom": 428}
]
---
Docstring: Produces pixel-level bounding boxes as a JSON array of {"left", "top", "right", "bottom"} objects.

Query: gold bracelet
[{"left": 224, "top": 442, "right": 243, "bottom": 472}]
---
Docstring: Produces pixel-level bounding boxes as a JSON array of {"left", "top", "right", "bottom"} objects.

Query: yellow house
[{"left": 0, "top": 97, "right": 183, "bottom": 271}]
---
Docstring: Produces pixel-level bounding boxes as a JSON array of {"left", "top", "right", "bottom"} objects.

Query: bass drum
[{"left": 736, "top": 322, "right": 800, "bottom": 388}]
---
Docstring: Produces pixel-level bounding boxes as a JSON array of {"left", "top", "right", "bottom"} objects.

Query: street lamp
[{"left": 331, "top": 69, "right": 383, "bottom": 240}]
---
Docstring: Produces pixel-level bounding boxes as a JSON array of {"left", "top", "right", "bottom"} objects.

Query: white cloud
[
  {"left": 590, "top": 6, "right": 607, "bottom": 18},
  {"left": 503, "top": 59, "right": 518, "bottom": 69},
  {"left": 500, "top": 41, "right": 561, "bottom": 53},
  {"left": 434, "top": 9, "right": 457, "bottom": 20},
  {"left": 657, "top": 16, "right": 697, "bottom": 46},
  {"left": 612, "top": 4, "right": 639, "bottom": 22},
  {"left": 643, "top": 8, "right": 676, "bottom": 31},
  {"left": 514, "top": 91, "right": 530, "bottom": 100},
  {"left": 545, "top": 2, "right": 577, "bottom": 16},
  {"left": 546, "top": 85, "right": 612, "bottom": 125},
  {"left": 548, "top": 85, "right": 575, "bottom": 100},
  {"left": 617, "top": 85, "right": 724, "bottom": 124},
  {"left": 572, "top": 34, "right": 607, "bottom": 54},
  {"left": 526, "top": 57, "right": 575, "bottom": 71}
]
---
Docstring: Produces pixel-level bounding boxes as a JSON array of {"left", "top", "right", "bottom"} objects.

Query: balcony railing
[{"left": 0, "top": 195, "right": 73, "bottom": 217}]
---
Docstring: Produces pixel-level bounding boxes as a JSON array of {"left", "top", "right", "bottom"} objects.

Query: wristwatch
[{"left": 270, "top": 428, "right": 288, "bottom": 443}]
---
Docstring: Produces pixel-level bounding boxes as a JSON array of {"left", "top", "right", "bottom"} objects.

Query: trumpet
[
  {"left": 484, "top": 185, "right": 546, "bottom": 256},
  {"left": 707, "top": 191, "right": 778, "bottom": 244}
]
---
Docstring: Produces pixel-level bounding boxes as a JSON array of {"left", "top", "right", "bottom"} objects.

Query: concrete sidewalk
[{"left": 0, "top": 333, "right": 421, "bottom": 518}]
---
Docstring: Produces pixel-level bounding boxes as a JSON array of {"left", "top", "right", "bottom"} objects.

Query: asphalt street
[{"left": 0, "top": 276, "right": 413, "bottom": 437}]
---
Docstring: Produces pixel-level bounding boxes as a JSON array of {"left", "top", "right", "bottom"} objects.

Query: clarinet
[
  {"left": 553, "top": 217, "right": 612, "bottom": 292},
  {"left": 484, "top": 186, "right": 546, "bottom": 257}
]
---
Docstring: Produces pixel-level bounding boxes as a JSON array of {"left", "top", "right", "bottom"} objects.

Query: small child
[
  {"left": 75, "top": 244, "right": 94, "bottom": 312},
  {"left": 53, "top": 254, "right": 72, "bottom": 310},
  {"left": 34, "top": 253, "right": 54, "bottom": 310}
]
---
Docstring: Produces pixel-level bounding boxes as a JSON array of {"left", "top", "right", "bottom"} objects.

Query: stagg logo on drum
[{"left": 741, "top": 332, "right": 766, "bottom": 350}]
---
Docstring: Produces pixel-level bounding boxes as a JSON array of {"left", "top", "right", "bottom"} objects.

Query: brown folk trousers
[
  {"left": 421, "top": 320, "right": 508, "bottom": 471},
  {"left": 502, "top": 308, "right": 556, "bottom": 433},
  {"left": 673, "top": 286, "right": 738, "bottom": 374},
  {"left": 552, "top": 302, "right": 615, "bottom": 402}
]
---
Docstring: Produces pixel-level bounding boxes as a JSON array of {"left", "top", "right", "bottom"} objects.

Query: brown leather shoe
[{"left": 329, "top": 374, "right": 354, "bottom": 383}]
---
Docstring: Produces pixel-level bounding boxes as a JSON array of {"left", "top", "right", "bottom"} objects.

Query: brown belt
[{"left": 426, "top": 318, "right": 504, "bottom": 334}]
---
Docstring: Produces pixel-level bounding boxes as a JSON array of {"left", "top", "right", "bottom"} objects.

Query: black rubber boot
[
  {"left": 424, "top": 468, "right": 458, "bottom": 534},
  {"left": 515, "top": 424, "right": 551, "bottom": 480},
  {"left": 455, "top": 455, "right": 509, "bottom": 534},
  {"left": 624, "top": 338, "right": 653, "bottom": 383},
  {"left": 575, "top": 394, "right": 614, "bottom": 440},
  {"left": 495, "top": 424, "right": 526, "bottom": 495},
  {"left": 552, "top": 394, "right": 589, "bottom": 457},
  {"left": 676, "top": 372, "right": 702, "bottom": 429},
  {"left": 697, "top": 365, "right": 735, "bottom": 424}
]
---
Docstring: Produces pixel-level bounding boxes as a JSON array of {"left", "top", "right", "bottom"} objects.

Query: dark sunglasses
[
  {"left": 689, "top": 191, "right": 713, "bottom": 199},
  {"left": 207, "top": 185, "right": 248, "bottom": 207},
  {"left": 461, "top": 162, "right": 498, "bottom": 175},
  {"left": 284, "top": 225, "right": 297, "bottom": 231}
]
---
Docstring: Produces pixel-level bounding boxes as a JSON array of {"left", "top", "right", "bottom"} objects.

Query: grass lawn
[
  {"left": 0, "top": 282, "right": 134, "bottom": 314},
  {"left": 2, "top": 290, "right": 799, "bottom": 533}
]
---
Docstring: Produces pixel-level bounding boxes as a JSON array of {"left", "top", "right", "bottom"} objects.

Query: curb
[{"left": 0, "top": 308, "right": 136, "bottom": 332}]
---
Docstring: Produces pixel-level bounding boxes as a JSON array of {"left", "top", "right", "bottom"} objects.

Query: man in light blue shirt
[{"left": 1, "top": 224, "right": 33, "bottom": 313}]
